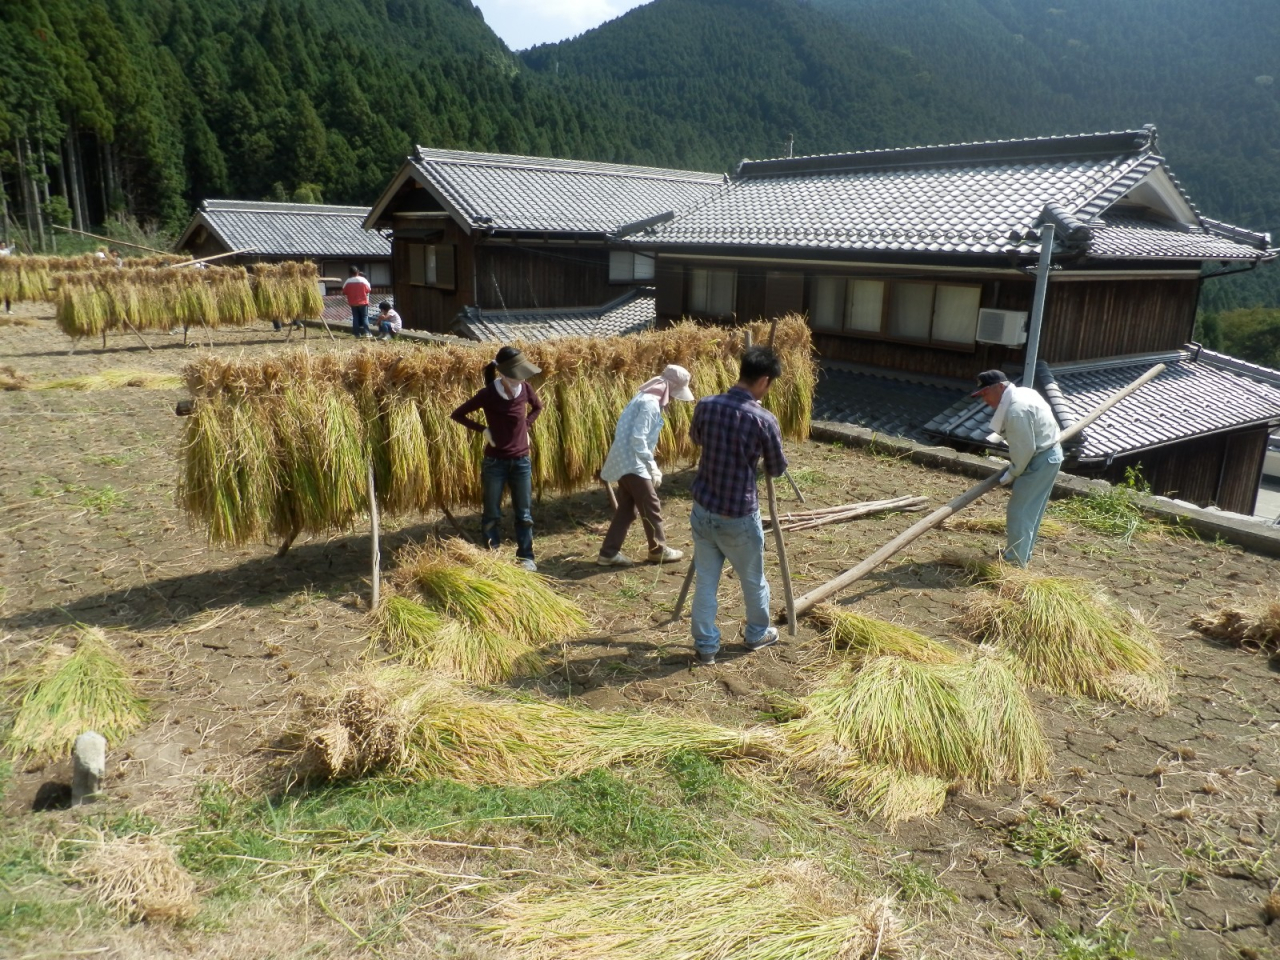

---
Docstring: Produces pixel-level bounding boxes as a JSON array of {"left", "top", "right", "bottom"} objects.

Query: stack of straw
[
  {"left": 55, "top": 264, "right": 261, "bottom": 337},
  {"left": 252, "top": 261, "right": 324, "bottom": 324},
  {"left": 67, "top": 832, "right": 199, "bottom": 922},
  {"left": 960, "top": 562, "right": 1171, "bottom": 711},
  {"left": 781, "top": 607, "right": 1050, "bottom": 823},
  {"left": 180, "top": 316, "right": 815, "bottom": 545},
  {"left": 376, "top": 540, "right": 589, "bottom": 682},
  {"left": 483, "top": 859, "right": 901, "bottom": 960},
  {"left": 1, "top": 626, "right": 149, "bottom": 763},
  {"left": 293, "top": 668, "right": 780, "bottom": 784}
]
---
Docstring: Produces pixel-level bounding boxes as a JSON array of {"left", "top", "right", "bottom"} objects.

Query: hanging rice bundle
[
  {"left": 374, "top": 594, "right": 545, "bottom": 683},
  {"left": 291, "top": 668, "right": 779, "bottom": 784},
  {"left": 252, "top": 261, "right": 322, "bottom": 323},
  {"left": 394, "top": 540, "right": 589, "bottom": 648},
  {"left": 960, "top": 562, "right": 1170, "bottom": 711},
  {"left": 1190, "top": 595, "right": 1280, "bottom": 655},
  {"left": 178, "top": 317, "right": 815, "bottom": 544},
  {"left": 2, "top": 626, "right": 149, "bottom": 763},
  {"left": 810, "top": 605, "right": 961, "bottom": 664},
  {"left": 67, "top": 832, "right": 199, "bottom": 922},
  {"left": 481, "top": 859, "right": 902, "bottom": 960}
]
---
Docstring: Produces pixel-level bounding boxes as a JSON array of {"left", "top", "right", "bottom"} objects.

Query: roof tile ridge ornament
[{"left": 734, "top": 128, "right": 1153, "bottom": 178}]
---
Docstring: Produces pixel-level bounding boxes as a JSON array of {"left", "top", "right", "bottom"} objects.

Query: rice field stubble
[{"left": 0, "top": 304, "right": 1277, "bottom": 960}]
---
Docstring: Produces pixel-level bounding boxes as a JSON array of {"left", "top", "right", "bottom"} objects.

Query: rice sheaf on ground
[{"left": 0, "top": 301, "right": 1278, "bottom": 960}]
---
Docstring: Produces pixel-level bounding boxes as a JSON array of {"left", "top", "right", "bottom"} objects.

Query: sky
[{"left": 472, "top": 0, "right": 652, "bottom": 51}]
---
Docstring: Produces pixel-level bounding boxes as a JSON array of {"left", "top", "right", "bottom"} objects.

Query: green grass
[
  {"left": 1006, "top": 808, "right": 1093, "bottom": 867},
  {"left": 889, "top": 860, "right": 958, "bottom": 908},
  {"left": 0, "top": 828, "right": 101, "bottom": 944},
  {"left": 1049, "top": 486, "right": 1149, "bottom": 542},
  {"left": 1048, "top": 921, "right": 1137, "bottom": 960},
  {"left": 78, "top": 485, "right": 124, "bottom": 515}
]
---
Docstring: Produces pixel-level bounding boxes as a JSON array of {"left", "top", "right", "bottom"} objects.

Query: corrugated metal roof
[
  {"left": 179, "top": 200, "right": 391, "bottom": 258},
  {"left": 454, "top": 289, "right": 656, "bottom": 343},
  {"left": 630, "top": 128, "right": 1270, "bottom": 262},
  {"left": 408, "top": 147, "right": 724, "bottom": 235},
  {"left": 921, "top": 348, "right": 1280, "bottom": 460}
]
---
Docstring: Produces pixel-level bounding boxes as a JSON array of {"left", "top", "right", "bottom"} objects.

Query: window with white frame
[
  {"left": 609, "top": 250, "right": 656, "bottom": 282},
  {"left": 806, "top": 277, "right": 982, "bottom": 346},
  {"left": 689, "top": 267, "right": 736, "bottom": 316}
]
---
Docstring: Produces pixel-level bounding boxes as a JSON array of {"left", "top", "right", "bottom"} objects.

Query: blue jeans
[
  {"left": 690, "top": 503, "right": 771, "bottom": 655},
  {"left": 378, "top": 320, "right": 397, "bottom": 337},
  {"left": 350, "top": 303, "right": 369, "bottom": 336},
  {"left": 481, "top": 456, "right": 534, "bottom": 560},
  {"left": 1005, "top": 444, "right": 1063, "bottom": 567}
]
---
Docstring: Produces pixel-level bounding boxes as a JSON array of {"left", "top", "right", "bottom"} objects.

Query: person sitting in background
[
  {"left": 376, "top": 301, "right": 402, "bottom": 340},
  {"left": 343, "top": 265, "right": 372, "bottom": 338},
  {"left": 971, "top": 369, "right": 1064, "bottom": 567},
  {"left": 597, "top": 364, "right": 695, "bottom": 567}
]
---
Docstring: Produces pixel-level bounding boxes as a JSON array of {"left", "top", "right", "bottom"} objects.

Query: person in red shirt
[
  {"left": 342, "top": 266, "right": 372, "bottom": 338},
  {"left": 450, "top": 346, "right": 544, "bottom": 571}
]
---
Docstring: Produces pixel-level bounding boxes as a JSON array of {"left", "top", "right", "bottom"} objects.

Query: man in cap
[
  {"left": 598, "top": 364, "right": 696, "bottom": 567},
  {"left": 687, "top": 346, "right": 788, "bottom": 665},
  {"left": 972, "top": 369, "right": 1064, "bottom": 567}
]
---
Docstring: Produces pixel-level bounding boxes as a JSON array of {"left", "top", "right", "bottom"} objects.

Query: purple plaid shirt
[{"left": 690, "top": 386, "right": 788, "bottom": 517}]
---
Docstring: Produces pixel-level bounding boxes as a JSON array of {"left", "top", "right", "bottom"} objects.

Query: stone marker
[{"left": 72, "top": 731, "right": 107, "bottom": 805}]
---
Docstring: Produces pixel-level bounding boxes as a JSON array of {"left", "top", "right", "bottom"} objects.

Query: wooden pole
[
  {"left": 121, "top": 317, "right": 154, "bottom": 353},
  {"left": 791, "top": 362, "right": 1167, "bottom": 617},
  {"left": 602, "top": 479, "right": 618, "bottom": 510},
  {"left": 51, "top": 224, "right": 168, "bottom": 254},
  {"left": 671, "top": 560, "right": 696, "bottom": 622},
  {"left": 765, "top": 475, "right": 796, "bottom": 635},
  {"left": 368, "top": 462, "right": 381, "bottom": 609}
]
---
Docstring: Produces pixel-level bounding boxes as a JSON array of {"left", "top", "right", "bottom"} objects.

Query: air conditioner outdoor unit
[{"left": 975, "top": 308, "right": 1028, "bottom": 346}]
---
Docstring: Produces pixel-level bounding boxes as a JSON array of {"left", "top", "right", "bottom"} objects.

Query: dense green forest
[{"left": 1, "top": 0, "right": 1276, "bottom": 316}]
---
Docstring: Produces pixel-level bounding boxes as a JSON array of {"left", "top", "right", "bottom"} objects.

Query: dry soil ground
[{"left": 1, "top": 303, "right": 1278, "bottom": 960}]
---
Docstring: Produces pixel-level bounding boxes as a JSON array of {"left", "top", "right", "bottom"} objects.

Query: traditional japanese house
[
  {"left": 176, "top": 200, "right": 392, "bottom": 295},
  {"left": 362, "top": 147, "right": 723, "bottom": 335},
  {"left": 616, "top": 126, "right": 1280, "bottom": 513}
]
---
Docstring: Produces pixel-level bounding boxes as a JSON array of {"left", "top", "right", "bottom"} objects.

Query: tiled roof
[
  {"left": 178, "top": 200, "right": 391, "bottom": 258},
  {"left": 813, "top": 365, "right": 969, "bottom": 442},
  {"left": 630, "top": 128, "right": 1271, "bottom": 262},
  {"left": 405, "top": 147, "right": 724, "bottom": 235},
  {"left": 454, "top": 289, "right": 656, "bottom": 343},
  {"left": 1081, "top": 211, "right": 1267, "bottom": 261},
  {"left": 921, "top": 348, "right": 1280, "bottom": 461}
]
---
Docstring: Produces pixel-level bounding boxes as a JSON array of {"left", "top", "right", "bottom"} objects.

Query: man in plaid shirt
[{"left": 688, "top": 345, "right": 788, "bottom": 665}]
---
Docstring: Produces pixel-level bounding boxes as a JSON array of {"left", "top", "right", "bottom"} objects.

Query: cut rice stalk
[
  {"left": 293, "top": 669, "right": 780, "bottom": 784},
  {"left": 375, "top": 594, "right": 544, "bottom": 682},
  {"left": 961, "top": 566, "right": 1170, "bottom": 711},
  {"left": 3, "top": 626, "right": 149, "bottom": 762},
  {"left": 1191, "top": 596, "right": 1280, "bottom": 654},
  {"left": 961, "top": 649, "right": 1051, "bottom": 783},
  {"left": 67, "top": 831, "right": 199, "bottom": 922},
  {"left": 482, "top": 858, "right": 901, "bottom": 960},
  {"left": 810, "top": 605, "right": 960, "bottom": 664}
]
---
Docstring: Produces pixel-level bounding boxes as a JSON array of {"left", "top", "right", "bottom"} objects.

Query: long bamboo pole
[
  {"left": 765, "top": 474, "right": 796, "bottom": 635},
  {"left": 51, "top": 224, "right": 168, "bottom": 254},
  {"left": 790, "top": 362, "right": 1167, "bottom": 617},
  {"left": 368, "top": 462, "right": 381, "bottom": 609}
]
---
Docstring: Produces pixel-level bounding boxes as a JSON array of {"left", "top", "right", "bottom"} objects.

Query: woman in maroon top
[{"left": 450, "top": 346, "right": 543, "bottom": 571}]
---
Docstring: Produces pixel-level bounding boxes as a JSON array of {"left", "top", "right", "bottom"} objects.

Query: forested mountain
[{"left": 2, "top": 0, "right": 1277, "bottom": 307}]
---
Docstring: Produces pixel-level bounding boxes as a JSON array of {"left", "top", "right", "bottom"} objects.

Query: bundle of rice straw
[
  {"left": 0, "top": 252, "right": 189, "bottom": 304},
  {"left": 293, "top": 669, "right": 779, "bottom": 783},
  {"left": 2, "top": 626, "right": 149, "bottom": 763},
  {"left": 1190, "top": 595, "right": 1280, "bottom": 654},
  {"left": 55, "top": 264, "right": 259, "bottom": 338},
  {"left": 810, "top": 605, "right": 960, "bottom": 664},
  {"left": 179, "top": 316, "right": 815, "bottom": 545},
  {"left": 960, "top": 561, "right": 1170, "bottom": 711},
  {"left": 252, "top": 261, "right": 323, "bottom": 323},
  {"left": 68, "top": 832, "right": 199, "bottom": 922},
  {"left": 482, "top": 858, "right": 902, "bottom": 960}
]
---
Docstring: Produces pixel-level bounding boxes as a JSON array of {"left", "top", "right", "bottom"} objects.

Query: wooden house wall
[
  {"left": 391, "top": 220, "right": 473, "bottom": 333},
  {"left": 655, "top": 258, "right": 1201, "bottom": 378},
  {"left": 1088, "top": 426, "right": 1268, "bottom": 515},
  {"left": 474, "top": 244, "right": 615, "bottom": 311}
]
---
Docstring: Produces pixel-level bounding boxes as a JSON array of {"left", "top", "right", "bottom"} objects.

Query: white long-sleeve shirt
[
  {"left": 989, "top": 385, "right": 1060, "bottom": 478},
  {"left": 600, "top": 392, "right": 664, "bottom": 484}
]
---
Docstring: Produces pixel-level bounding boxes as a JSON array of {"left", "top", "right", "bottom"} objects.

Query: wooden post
[
  {"left": 671, "top": 560, "right": 696, "bottom": 622},
  {"left": 791, "top": 362, "right": 1168, "bottom": 617},
  {"left": 121, "top": 317, "right": 154, "bottom": 353},
  {"left": 368, "top": 462, "right": 381, "bottom": 609},
  {"left": 765, "top": 474, "right": 796, "bottom": 635}
]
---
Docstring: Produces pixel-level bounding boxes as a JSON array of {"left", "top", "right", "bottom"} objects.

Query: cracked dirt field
[{"left": 1, "top": 301, "right": 1278, "bottom": 959}]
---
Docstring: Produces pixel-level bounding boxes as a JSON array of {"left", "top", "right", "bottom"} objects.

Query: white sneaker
[
  {"left": 517, "top": 558, "right": 537, "bottom": 573},
  {"left": 647, "top": 546, "right": 684, "bottom": 563},
  {"left": 597, "top": 552, "right": 636, "bottom": 567}
]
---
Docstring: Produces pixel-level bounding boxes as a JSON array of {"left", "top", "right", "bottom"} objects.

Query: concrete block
[{"left": 71, "top": 731, "right": 107, "bottom": 805}]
